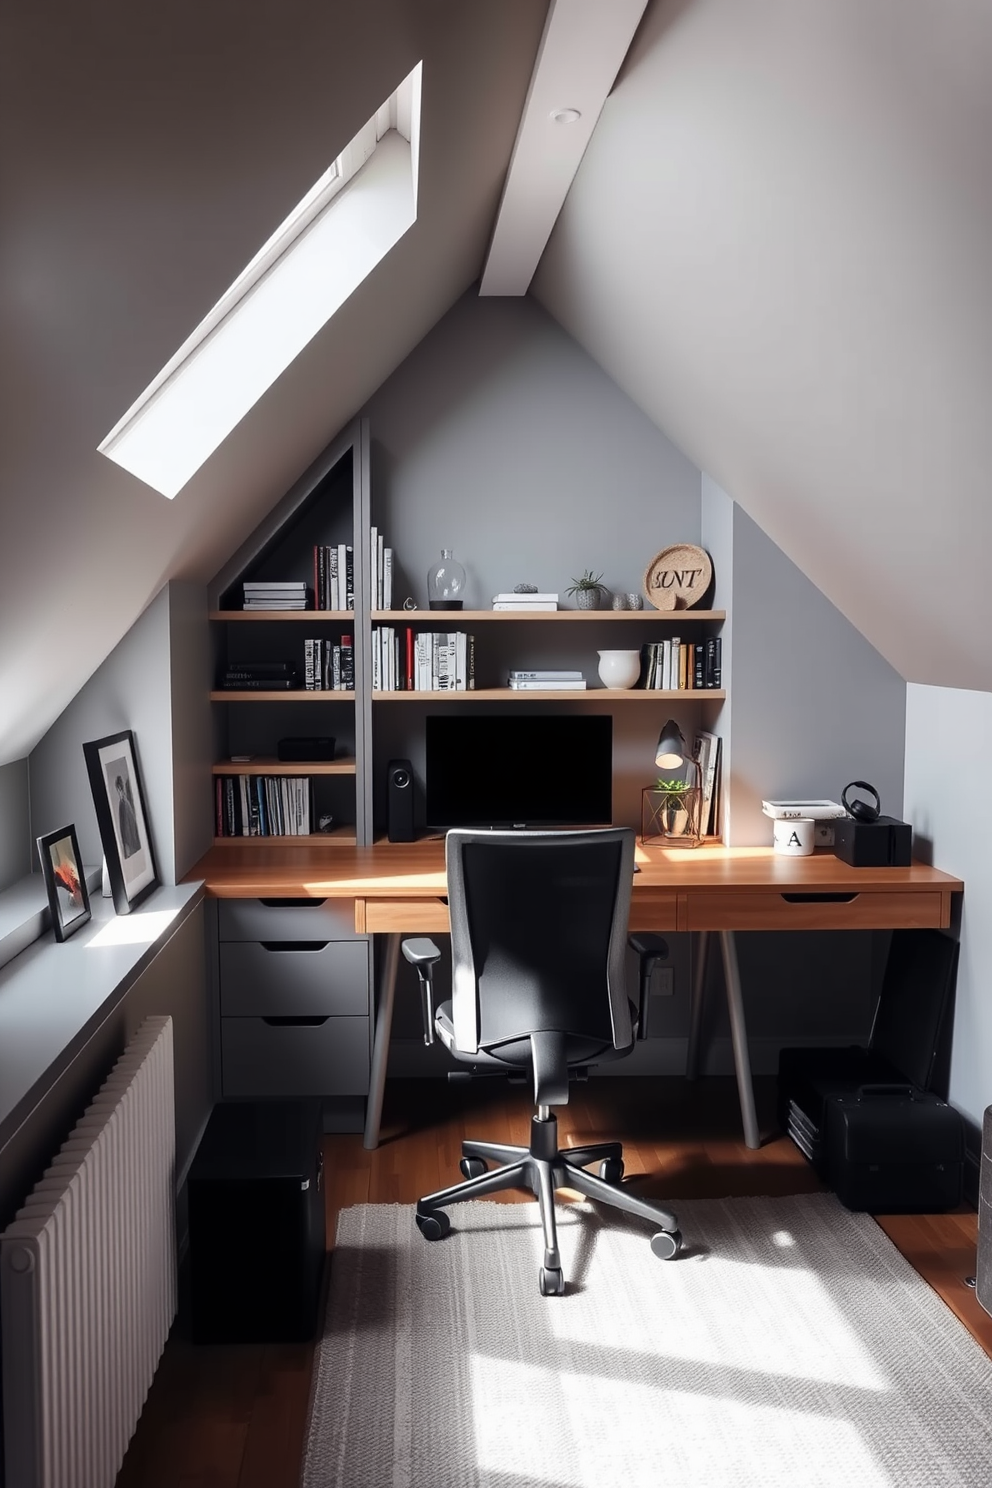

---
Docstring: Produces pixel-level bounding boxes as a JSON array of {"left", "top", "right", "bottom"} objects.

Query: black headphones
[{"left": 842, "top": 780, "right": 881, "bottom": 823}]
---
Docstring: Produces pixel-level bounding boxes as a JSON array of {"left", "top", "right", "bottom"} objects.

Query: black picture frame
[
  {"left": 37, "top": 823, "right": 92, "bottom": 942},
  {"left": 82, "top": 729, "right": 159, "bottom": 915}
]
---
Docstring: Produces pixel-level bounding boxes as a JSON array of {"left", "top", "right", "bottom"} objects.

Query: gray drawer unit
[
  {"left": 218, "top": 898, "right": 359, "bottom": 942},
  {"left": 219, "top": 940, "right": 370, "bottom": 1018},
  {"left": 221, "top": 1015, "right": 370, "bottom": 1098}
]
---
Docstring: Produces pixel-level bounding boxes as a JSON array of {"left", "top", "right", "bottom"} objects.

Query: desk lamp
[{"left": 647, "top": 719, "right": 703, "bottom": 846}]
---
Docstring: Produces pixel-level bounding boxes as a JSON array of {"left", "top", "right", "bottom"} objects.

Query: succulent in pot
[{"left": 566, "top": 569, "right": 604, "bottom": 610}]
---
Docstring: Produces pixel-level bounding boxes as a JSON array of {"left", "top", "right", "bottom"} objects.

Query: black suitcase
[
  {"left": 778, "top": 929, "right": 962, "bottom": 1211},
  {"left": 823, "top": 1083, "right": 963, "bottom": 1212}
]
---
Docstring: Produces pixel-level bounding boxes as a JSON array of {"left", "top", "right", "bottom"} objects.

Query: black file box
[
  {"left": 778, "top": 929, "right": 962, "bottom": 1211},
  {"left": 188, "top": 1100, "right": 325, "bottom": 1343}
]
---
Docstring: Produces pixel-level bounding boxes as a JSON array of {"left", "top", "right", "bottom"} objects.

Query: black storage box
[
  {"left": 188, "top": 1100, "right": 325, "bottom": 1343},
  {"left": 278, "top": 735, "right": 335, "bottom": 762},
  {"left": 778, "top": 929, "right": 962, "bottom": 1211},
  {"left": 832, "top": 813, "right": 912, "bottom": 867}
]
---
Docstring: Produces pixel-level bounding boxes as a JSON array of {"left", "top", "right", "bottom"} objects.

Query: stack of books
[
  {"left": 220, "top": 660, "right": 299, "bottom": 691},
  {"left": 508, "top": 669, "right": 585, "bottom": 691},
  {"left": 215, "top": 775, "right": 311, "bottom": 837},
  {"left": 242, "top": 581, "right": 310, "bottom": 611},
  {"left": 492, "top": 592, "right": 559, "bottom": 612}
]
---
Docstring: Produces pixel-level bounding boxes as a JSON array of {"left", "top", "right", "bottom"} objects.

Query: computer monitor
[{"left": 425, "top": 713, "right": 612, "bottom": 830}]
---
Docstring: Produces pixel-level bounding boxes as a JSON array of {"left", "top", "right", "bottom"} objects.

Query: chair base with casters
[
  {"left": 404, "top": 927, "right": 682, "bottom": 1296},
  {"left": 415, "top": 1105, "right": 681, "bottom": 1295}
]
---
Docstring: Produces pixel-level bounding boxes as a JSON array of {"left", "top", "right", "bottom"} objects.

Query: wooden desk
[{"left": 187, "top": 842, "right": 962, "bottom": 1152}]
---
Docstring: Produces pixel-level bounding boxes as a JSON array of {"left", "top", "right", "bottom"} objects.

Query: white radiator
[{"left": 1, "top": 1014, "right": 177, "bottom": 1488}]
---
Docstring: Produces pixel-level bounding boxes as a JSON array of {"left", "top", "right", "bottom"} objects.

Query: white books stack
[
  {"left": 508, "top": 669, "right": 585, "bottom": 691},
  {"left": 242, "top": 580, "right": 309, "bottom": 610},
  {"left": 369, "top": 526, "right": 393, "bottom": 610},
  {"left": 492, "top": 592, "right": 559, "bottom": 612}
]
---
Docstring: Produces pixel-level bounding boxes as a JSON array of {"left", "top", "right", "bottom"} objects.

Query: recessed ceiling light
[{"left": 550, "top": 108, "right": 581, "bottom": 124}]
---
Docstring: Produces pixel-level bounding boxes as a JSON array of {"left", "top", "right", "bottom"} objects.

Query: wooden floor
[{"left": 116, "top": 1077, "right": 992, "bottom": 1487}]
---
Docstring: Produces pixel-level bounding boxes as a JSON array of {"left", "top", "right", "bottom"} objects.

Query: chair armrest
[
  {"left": 402, "top": 938, "right": 441, "bottom": 1045},
  {"left": 402, "top": 938, "right": 441, "bottom": 968}
]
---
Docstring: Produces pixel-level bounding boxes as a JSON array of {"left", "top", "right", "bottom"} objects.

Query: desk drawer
[
  {"left": 685, "top": 889, "right": 946, "bottom": 932},
  {"left": 220, "top": 940, "right": 370, "bottom": 1016},
  {"left": 221, "top": 1015, "right": 369, "bottom": 1098},
  {"left": 363, "top": 899, "right": 452, "bottom": 935},
  {"left": 627, "top": 890, "right": 680, "bottom": 932},
  {"left": 219, "top": 898, "right": 359, "bottom": 942}
]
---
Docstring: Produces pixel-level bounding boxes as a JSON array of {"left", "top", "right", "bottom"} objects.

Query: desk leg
[
  {"left": 686, "top": 930, "right": 708, "bottom": 1080},
  {"left": 363, "top": 932, "right": 400, "bottom": 1150},
  {"left": 719, "top": 929, "right": 761, "bottom": 1150}
]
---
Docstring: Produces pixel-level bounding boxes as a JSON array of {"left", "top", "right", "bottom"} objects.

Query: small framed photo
[
  {"left": 83, "top": 730, "right": 159, "bottom": 915},
  {"left": 37, "top": 824, "right": 91, "bottom": 942}
]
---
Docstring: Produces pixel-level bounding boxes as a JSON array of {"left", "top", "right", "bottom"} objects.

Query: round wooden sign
[{"left": 643, "top": 544, "right": 712, "bottom": 610}]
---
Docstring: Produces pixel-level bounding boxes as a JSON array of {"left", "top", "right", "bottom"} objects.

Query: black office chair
[{"left": 402, "top": 827, "right": 682, "bottom": 1295}]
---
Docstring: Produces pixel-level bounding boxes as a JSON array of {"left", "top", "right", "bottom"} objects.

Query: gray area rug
[{"left": 301, "top": 1194, "right": 992, "bottom": 1487}]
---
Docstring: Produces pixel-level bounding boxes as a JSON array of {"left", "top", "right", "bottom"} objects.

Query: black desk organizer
[
  {"left": 778, "top": 929, "right": 963, "bottom": 1212},
  {"left": 188, "top": 1100, "right": 325, "bottom": 1343}
]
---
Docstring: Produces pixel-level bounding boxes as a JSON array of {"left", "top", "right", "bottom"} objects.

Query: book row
[
  {"left": 215, "top": 775, "right": 311, "bottom": 838},
  {"left": 313, "top": 545, "right": 355, "bottom": 611},
  {"left": 642, "top": 637, "right": 722, "bottom": 691},
  {"left": 304, "top": 637, "right": 355, "bottom": 691},
  {"left": 373, "top": 627, "right": 475, "bottom": 692},
  {"left": 369, "top": 527, "right": 394, "bottom": 610}
]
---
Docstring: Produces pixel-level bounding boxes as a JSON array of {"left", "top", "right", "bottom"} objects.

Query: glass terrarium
[{"left": 641, "top": 770, "right": 703, "bottom": 848}]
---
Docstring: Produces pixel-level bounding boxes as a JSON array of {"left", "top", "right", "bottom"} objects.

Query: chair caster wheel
[
  {"left": 650, "top": 1228, "right": 682, "bottom": 1260},
  {"left": 539, "top": 1266, "right": 565, "bottom": 1296},
  {"left": 416, "top": 1210, "right": 451, "bottom": 1241},
  {"left": 460, "top": 1156, "right": 488, "bottom": 1180},
  {"left": 598, "top": 1157, "right": 624, "bottom": 1184}
]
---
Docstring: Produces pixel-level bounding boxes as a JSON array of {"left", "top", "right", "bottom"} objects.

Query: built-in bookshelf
[{"left": 206, "top": 419, "right": 727, "bottom": 847}]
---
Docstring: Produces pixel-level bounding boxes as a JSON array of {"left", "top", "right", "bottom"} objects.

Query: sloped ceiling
[
  {"left": 532, "top": 0, "right": 992, "bottom": 692},
  {"left": 0, "top": 0, "right": 547, "bottom": 764}
]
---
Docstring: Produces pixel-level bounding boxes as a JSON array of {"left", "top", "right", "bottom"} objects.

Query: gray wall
[
  {"left": 0, "top": 761, "right": 30, "bottom": 892},
  {"left": 904, "top": 683, "right": 990, "bottom": 1129},
  {"left": 28, "top": 580, "right": 213, "bottom": 888},
  {"left": 722, "top": 496, "right": 906, "bottom": 846},
  {"left": 363, "top": 289, "right": 709, "bottom": 834}
]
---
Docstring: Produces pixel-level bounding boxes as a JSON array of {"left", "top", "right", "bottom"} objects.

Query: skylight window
[{"left": 100, "top": 63, "right": 422, "bottom": 499}]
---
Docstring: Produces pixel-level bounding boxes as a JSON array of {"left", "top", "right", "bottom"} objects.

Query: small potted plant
[
  {"left": 566, "top": 569, "right": 605, "bottom": 610},
  {"left": 641, "top": 776, "right": 703, "bottom": 846}
]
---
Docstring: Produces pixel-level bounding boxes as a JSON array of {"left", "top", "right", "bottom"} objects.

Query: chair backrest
[{"left": 444, "top": 827, "right": 635, "bottom": 1057}]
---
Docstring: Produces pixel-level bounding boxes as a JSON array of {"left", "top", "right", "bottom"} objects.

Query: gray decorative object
[
  {"left": 565, "top": 570, "right": 604, "bottom": 610},
  {"left": 513, "top": 584, "right": 538, "bottom": 594},
  {"left": 626, "top": 593, "right": 643, "bottom": 610},
  {"left": 612, "top": 594, "right": 628, "bottom": 610}
]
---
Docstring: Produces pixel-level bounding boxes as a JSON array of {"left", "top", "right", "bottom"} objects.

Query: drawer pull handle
[
  {"left": 780, "top": 893, "right": 858, "bottom": 904},
  {"left": 259, "top": 940, "right": 329, "bottom": 952},
  {"left": 261, "top": 1015, "right": 330, "bottom": 1028},
  {"left": 259, "top": 898, "right": 327, "bottom": 908}
]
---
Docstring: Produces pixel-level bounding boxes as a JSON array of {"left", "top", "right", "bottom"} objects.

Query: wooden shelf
[
  {"left": 210, "top": 691, "right": 356, "bottom": 702},
  {"left": 372, "top": 689, "right": 726, "bottom": 701},
  {"left": 210, "top": 610, "right": 354, "bottom": 622},
  {"left": 212, "top": 826, "right": 358, "bottom": 847},
  {"left": 371, "top": 609, "right": 725, "bottom": 623},
  {"left": 212, "top": 757, "right": 357, "bottom": 776}
]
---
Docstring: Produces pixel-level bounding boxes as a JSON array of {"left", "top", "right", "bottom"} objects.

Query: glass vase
[{"left": 427, "top": 549, "right": 466, "bottom": 610}]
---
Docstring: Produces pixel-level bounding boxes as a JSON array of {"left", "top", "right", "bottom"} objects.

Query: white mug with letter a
[{"left": 773, "top": 816, "right": 815, "bottom": 856}]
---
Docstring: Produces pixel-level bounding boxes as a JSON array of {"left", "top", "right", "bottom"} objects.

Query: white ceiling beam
[{"left": 480, "top": 0, "right": 648, "bottom": 297}]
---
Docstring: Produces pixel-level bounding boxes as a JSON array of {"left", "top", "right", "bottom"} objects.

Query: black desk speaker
[
  {"left": 188, "top": 1101, "right": 325, "bottom": 1343},
  {"left": 387, "top": 758, "right": 416, "bottom": 842}
]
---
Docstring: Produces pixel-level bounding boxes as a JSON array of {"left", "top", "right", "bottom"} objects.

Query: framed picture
[
  {"left": 37, "top": 824, "right": 91, "bottom": 942},
  {"left": 83, "top": 730, "right": 159, "bottom": 914}
]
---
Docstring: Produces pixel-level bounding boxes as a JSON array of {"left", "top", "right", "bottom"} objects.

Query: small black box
[
  {"left": 832, "top": 813, "right": 912, "bottom": 866},
  {"left": 188, "top": 1101, "right": 325, "bottom": 1343},
  {"left": 277, "top": 736, "right": 336, "bottom": 762}
]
